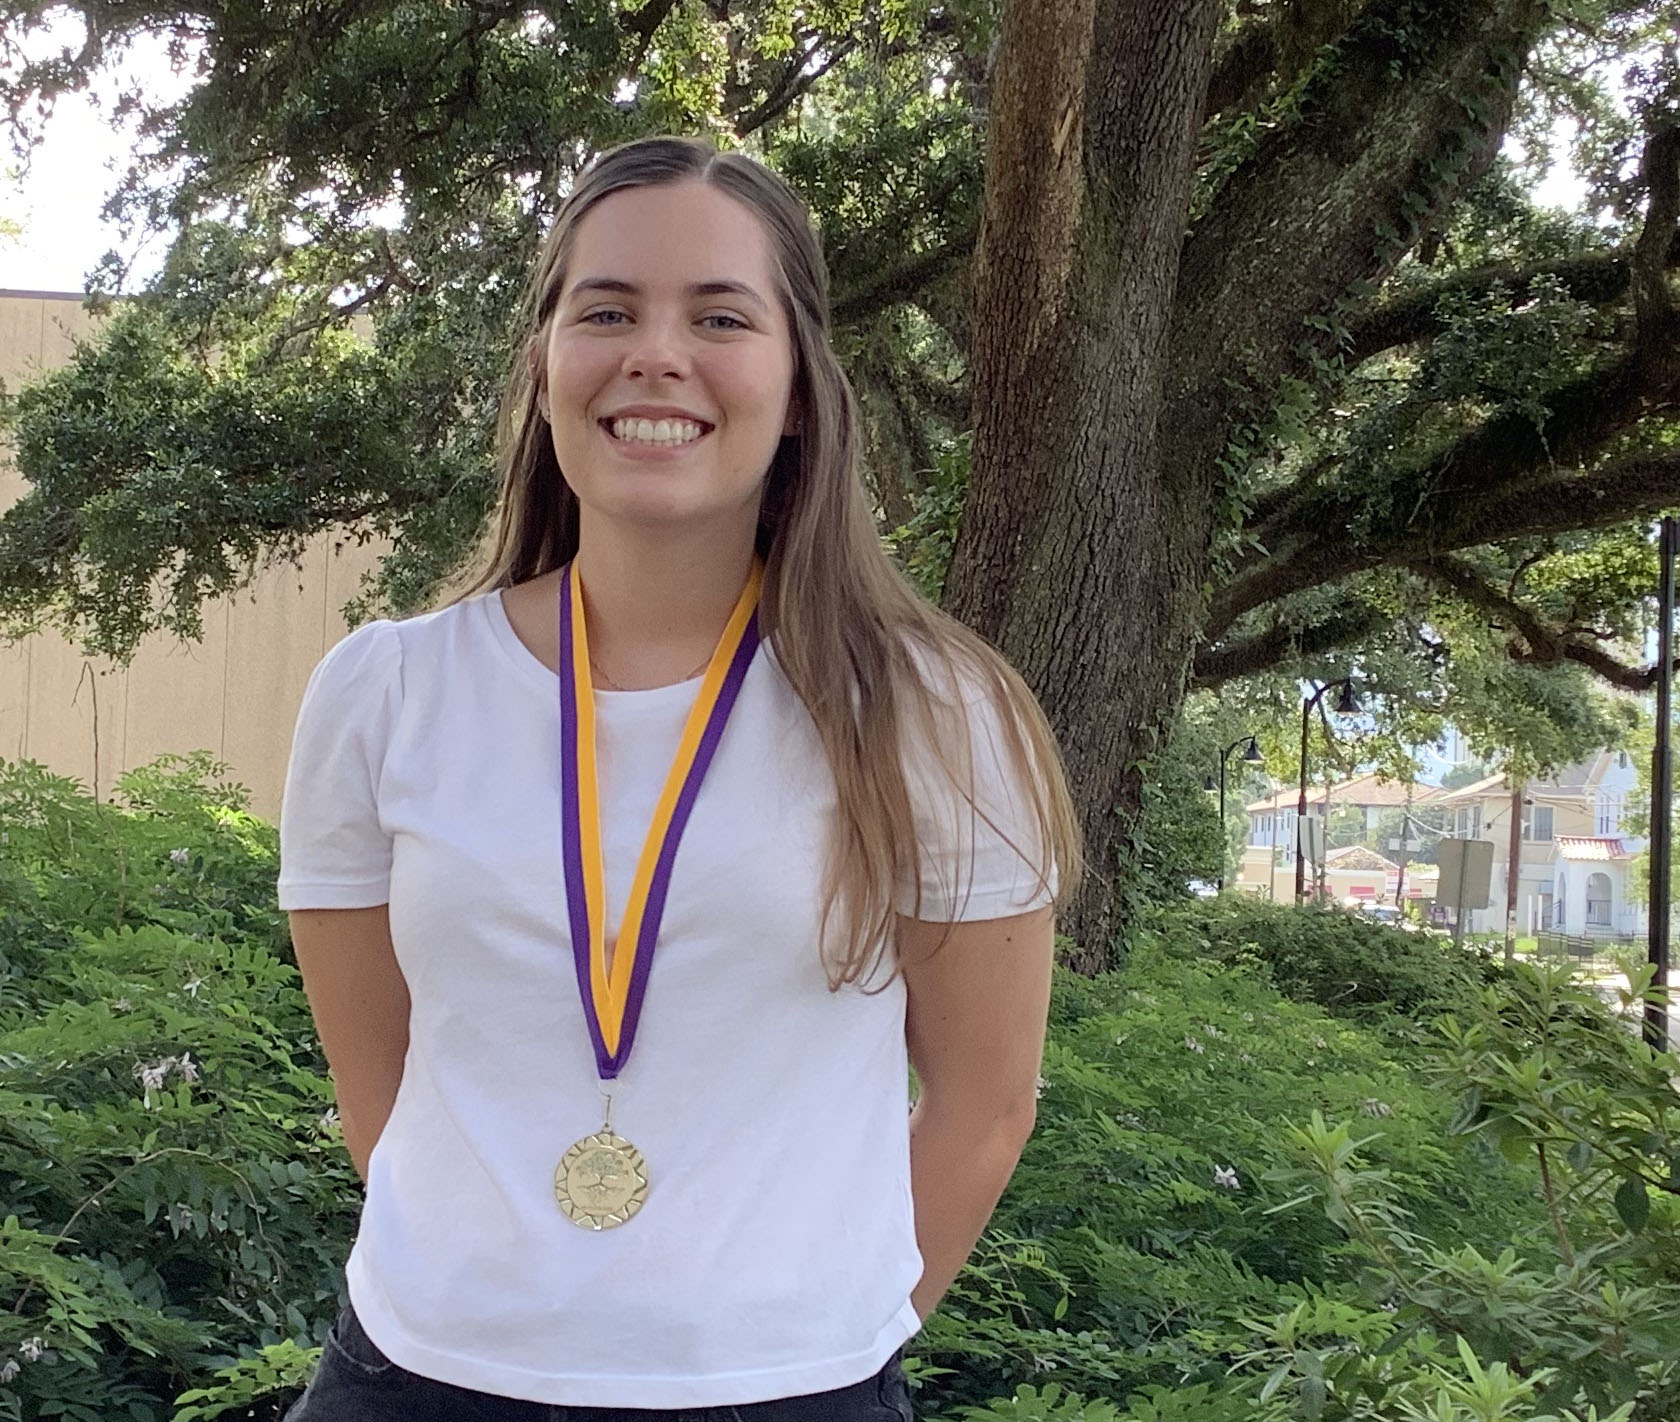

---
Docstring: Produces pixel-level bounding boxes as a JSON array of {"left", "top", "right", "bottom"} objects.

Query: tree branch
[
  {"left": 1407, "top": 554, "right": 1664, "bottom": 691},
  {"left": 732, "top": 34, "right": 860, "bottom": 137},
  {"left": 1344, "top": 239, "right": 1680, "bottom": 366},
  {"left": 1192, "top": 603, "right": 1390, "bottom": 689},
  {"left": 830, "top": 235, "right": 970, "bottom": 328},
  {"left": 1211, "top": 449, "right": 1680, "bottom": 640},
  {"left": 1215, "top": 123, "right": 1680, "bottom": 636},
  {"left": 1201, "top": 0, "right": 1360, "bottom": 121},
  {"left": 1203, "top": 17, "right": 1279, "bottom": 119},
  {"left": 1632, "top": 121, "right": 1680, "bottom": 351},
  {"left": 1220, "top": 332, "right": 1679, "bottom": 632}
]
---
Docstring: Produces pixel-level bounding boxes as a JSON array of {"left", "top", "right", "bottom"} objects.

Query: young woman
[{"left": 277, "top": 134, "right": 1081, "bottom": 1421}]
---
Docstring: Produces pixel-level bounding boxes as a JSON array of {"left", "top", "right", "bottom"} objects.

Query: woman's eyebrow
[{"left": 566, "top": 276, "right": 770, "bottom": 317}]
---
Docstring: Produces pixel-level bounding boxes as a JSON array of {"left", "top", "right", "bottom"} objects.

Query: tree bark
[
  {"left": 944, "top": 0, "right": 1549, "bottom": 964},
  {"left": 943, "top": 0, "right": 1222, "bottom": 961}
]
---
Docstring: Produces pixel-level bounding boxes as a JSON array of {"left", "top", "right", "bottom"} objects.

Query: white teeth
[{"left": 609, "top": 416, "right": 705, "bottom": 446}]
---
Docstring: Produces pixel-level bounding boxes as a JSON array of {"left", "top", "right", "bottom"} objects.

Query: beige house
[
  {"left": 0, "top": 289, "right": 387, "bottom": 820},
  {"left": 1236, "top": 772, "right": 1442, "bottom": 900},
  {"left": 1430, "top": 751, "right": 1644, "bottom": 938}
]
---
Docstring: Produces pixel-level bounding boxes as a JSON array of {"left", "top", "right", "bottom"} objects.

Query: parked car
[{"left": 1352, "top": 901, "right": 1406, "bottom": 927}]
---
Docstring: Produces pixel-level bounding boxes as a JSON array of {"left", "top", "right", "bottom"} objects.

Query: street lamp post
[
  {"left": 1206, "top": 736, "right": 1264, "bottom": 891},
  {"left": 1296, "top": 679, "right": 1359, "bottom": 905}
]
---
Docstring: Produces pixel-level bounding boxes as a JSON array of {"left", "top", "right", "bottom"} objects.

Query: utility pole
[
  {"left": 1505, "top": 782, "right": 1523, "bottom": 964},
  {"left": 1647, "top": 516, "right": 1675, "bottom": 1051}
]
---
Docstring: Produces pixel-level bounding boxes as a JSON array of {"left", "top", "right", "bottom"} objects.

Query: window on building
[
  {"left": 1251, "top": 814, "right": 1273, "bottom": 847},
  {"left": 1555, "top": 874, "right": 1566, "bottom": 927},
  {"left": 1452, "top": 805, "right": 1483, "bottom": 838},
  {"left": 1618, "top": 750, "right": 1629, "bottom": 769},
  {"left": 1596, "top": 794, "right": 1620, "bottom": 837},
  {"left": 1585, "top": 872, "right": 1611, "bottom": 927},
  {"left": 1523, "top": 805, "right": 1554, "bottom": 842}
]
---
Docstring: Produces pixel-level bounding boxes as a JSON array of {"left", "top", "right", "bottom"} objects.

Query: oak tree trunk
[{"left": 943, "top": 0, "right": 1222, "bottom": 966}]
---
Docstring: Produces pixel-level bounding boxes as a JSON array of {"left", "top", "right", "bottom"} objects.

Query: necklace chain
[{"left": 588, "top": 651, "right": 711, "bottom": 692}]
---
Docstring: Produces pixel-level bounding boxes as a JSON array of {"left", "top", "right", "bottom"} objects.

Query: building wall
[{"left": 0, "top": 291, "right": 390, "bottom": 821}]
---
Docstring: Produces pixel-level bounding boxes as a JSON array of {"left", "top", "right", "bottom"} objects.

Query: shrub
[
  {"left": 1155, "top": 895, "right": 1494, "bottom": 1022},
  {"left": 913, "top": 937, "right": 1537, "bottom": 1416}
]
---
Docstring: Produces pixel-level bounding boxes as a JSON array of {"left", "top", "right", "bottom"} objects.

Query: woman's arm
[
  {"left": 288, "top": 905, "right": 412, "bottom": 1183},
  {"left": 898, "top": 905, "right": 1055, "bottom": 1322}
]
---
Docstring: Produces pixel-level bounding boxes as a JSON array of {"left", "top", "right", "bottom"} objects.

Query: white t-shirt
[{"left": 277, "top": 584, "right": 1051, "bottom": 1408}]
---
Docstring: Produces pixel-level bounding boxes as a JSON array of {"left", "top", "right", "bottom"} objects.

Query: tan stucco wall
[{"left": 0, "top": 290, "right": 389, "bottom": 822}]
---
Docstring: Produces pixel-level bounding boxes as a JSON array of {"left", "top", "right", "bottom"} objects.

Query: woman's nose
[{"left": 621, "top": 316, "right": 690, "bottom": 380}]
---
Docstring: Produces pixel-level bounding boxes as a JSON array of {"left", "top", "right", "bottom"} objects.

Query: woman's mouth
[{"left": 601, "top": 416, "right": 711, "bottom": 449}]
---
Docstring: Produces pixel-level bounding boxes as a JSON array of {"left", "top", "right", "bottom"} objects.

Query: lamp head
[
  {"left": 1203, "top": 775, "right": 1218, "bottom": 792},
  {"left": 1241, "top": 737, "right": 1264, "bottom": 763},
  {"left": 1334, "top": 683, "right": 1360, "bottom": 715}
]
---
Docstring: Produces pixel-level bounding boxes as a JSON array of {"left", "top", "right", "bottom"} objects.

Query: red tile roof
[{"left": 1556, "top": 836, "right": 1632, "bottom": 862}]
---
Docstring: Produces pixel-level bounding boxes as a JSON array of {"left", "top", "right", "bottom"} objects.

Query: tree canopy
[{"left": 1, "top": 0, "right": 1675, "bottom": 946}]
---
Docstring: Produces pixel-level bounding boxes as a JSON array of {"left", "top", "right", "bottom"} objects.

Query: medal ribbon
[{"left": 558, "top": 559, "right": 762, "bottom": 1079}]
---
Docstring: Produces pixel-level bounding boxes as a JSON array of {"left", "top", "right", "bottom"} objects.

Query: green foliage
[
  {"left": 5, "top": 756, "right": 1676, "bottom": 1420},
  {"left": 884, "top": 429, "right": 969, "bottom": 600},
  {"left": 916, "top": 919, "right": 1538, "bottom": 1417},
  {"left": 1161, "top": 895, "right": 1492, "bottom": 1022},
  {"left": 0, "top": 753, "right": 289, "bottom": 967},
  {"left": 1119, "top": 725, "right": 1229, "bottom": 914},
  {"left": 0, "top": 756, "right": 348, "bottom": 1422}
]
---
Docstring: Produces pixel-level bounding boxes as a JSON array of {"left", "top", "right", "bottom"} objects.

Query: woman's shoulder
[{"left": 306, "top": 593, "right": 493, "bottom": 702}]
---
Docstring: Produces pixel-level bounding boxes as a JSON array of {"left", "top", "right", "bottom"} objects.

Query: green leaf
[{"left": 1614, "top": 1176, "right": 1649, "bottom": 1233}]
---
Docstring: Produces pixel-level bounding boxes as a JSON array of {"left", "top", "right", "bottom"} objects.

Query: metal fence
[{"left": 1534, "top": 931, "right": 1644, "bottom": 971}]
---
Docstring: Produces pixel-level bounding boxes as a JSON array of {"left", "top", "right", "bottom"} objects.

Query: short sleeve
[
  {"left": 277, "top": 619, "right": 404, "bottom": 911},
  {"left": 894, "top": 666, "right": 1058, "bottom": 923}
]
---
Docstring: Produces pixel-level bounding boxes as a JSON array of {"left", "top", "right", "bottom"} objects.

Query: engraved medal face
[{"left": 555, "top": 1131, "right": 649, "bottom": 1230}]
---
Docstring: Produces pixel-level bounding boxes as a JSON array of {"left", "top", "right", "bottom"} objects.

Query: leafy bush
[
  {"left": 1158, "top": 895, "right": 1494, "bottom": 1022},
  {"left": 0, "top": 757, "right": 350, "bottom": 1421},
  {"left": 4, "top": 755, "right": 1672, "bottom": 1422},
  {"left": 913, "top": 936, "right": 1538, "bottom": 1417}
]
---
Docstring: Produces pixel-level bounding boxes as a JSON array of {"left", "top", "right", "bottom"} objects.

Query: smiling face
[{"left": 532, "top": 179, "right": 799, "bottom": 540}]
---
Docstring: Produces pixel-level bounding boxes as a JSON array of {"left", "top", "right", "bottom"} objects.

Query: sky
[{"left": 0, "top": 21, "right": 1595, "bottom": 296}]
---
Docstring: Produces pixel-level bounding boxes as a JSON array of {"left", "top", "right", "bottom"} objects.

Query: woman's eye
[
  {"left": 583, "top": 310, "right": 627, "bottom": 326},
  {"left": 702, "top": 313, "right": 747, "bottom": 330}
]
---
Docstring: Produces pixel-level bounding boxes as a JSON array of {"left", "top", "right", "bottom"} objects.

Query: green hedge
[{"left": 2, "top": 756, "right": 1674, "bottom": 1421}]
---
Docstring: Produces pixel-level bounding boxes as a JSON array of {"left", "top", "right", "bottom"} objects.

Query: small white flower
[
  {"left": 1239, "top": 1052, "right": 1256, "bottom": 1065},
  {"left": 1034, "top": 1075, "right": 1049, "bottom": 1099},
  {"left": 170, "top": 848, "right": 190, "bottom": 866},
  {"left": 134, "top": 1058, "right": 171, "bottom": 1093},
  {"left": 112, "top": 998, "right": 132, "bottom": 1013},
  {"left": 1313, "top": 1036, "right": 1328, "bottom": 1050},
  {"left": 319, "top": 1107, "right": 340, "bottom": 1132},
  {"left": 17, "top": 1338, "right": 42, "bottom": 1362},
  {"left": 1202, "top": 1023, "right": 1222, "bottom": 1038},
  {"left": 1213, "top": 1165, "right": 1240, "bottom": 1190},
  {"left": 1184, "top": 1035, "right": 1205, "bottom": 1053},
  {"left": 1242, "top": 1011, "right": 1255, "bottom": 1023},
  {"left": 183, "top": 976, "right": 204, "bottom": 998},
  {"left": 175, "top": 1052, "right": 200, "bottom": 1083},
  {"left": 1362, "top": 1098, "right": 1392, "bottom": 1117},
  {"left": 0, "top": 1358, "right": 17, "bottom": 1383},
  {"left": 170, "top": 1203, "right": 194, "bottom": 1233}
]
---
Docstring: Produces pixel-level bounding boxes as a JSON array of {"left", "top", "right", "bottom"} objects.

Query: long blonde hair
[{"left": 432, "top": 135, "right": 1081, "bottom": 986}]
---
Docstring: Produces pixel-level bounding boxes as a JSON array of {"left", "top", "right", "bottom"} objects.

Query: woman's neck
[{"left": 573, "top": 518, "right": 758, "bottom": 689}]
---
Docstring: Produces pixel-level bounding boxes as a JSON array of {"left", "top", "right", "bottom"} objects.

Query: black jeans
[{"left": 282, "top": 1302, "right": 915, "bottom": 1421}]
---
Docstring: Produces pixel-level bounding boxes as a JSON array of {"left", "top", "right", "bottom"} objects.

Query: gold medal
[
  {"left": 554, "top": 1128, "right": 649, "bottom": 1230},
  {"left": 555, "top": 559, "right": 762, "bottom": 1228}
]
